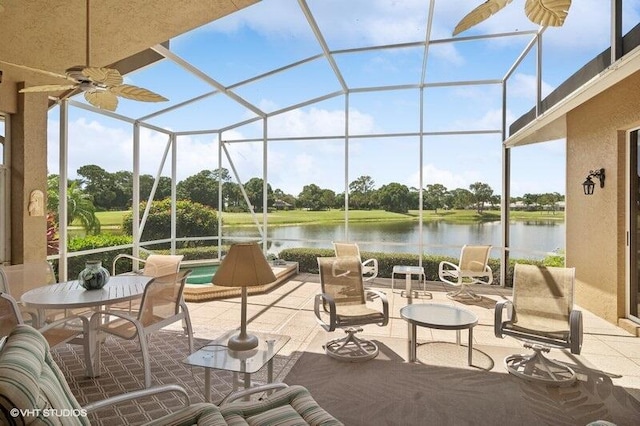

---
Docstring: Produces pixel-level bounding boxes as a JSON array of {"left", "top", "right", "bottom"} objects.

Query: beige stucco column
[{"left": 10, "top": 83, "right": 48, "bottom": 263}]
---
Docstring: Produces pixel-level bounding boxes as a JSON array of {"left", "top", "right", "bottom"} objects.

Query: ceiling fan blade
[
  {"left": 20, "top": 84, "right": 78, "bottom": 93},
  {"left": 0, "top": 60, "right": 75, "bottom": 81},
  {"left": 110, "top": 84, "right": 168, "bottom": 102},
  {"left": 524, "top": 0, "right": 571, "bottom": 27},
  {"left": 84, "top": 90, "right": 118, "bottom": 111},
  {"left": 453, "top": 0, "right": 513, "bottom": 36},
  {"left": 82, "top": 67, "right": 123, "bottom": 86}
]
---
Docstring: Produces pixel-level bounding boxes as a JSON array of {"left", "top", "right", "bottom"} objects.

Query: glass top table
[
  {"left": 184, "top": 330, "right": 290, "bottom": 402},
  {"left": 400, "top": 303, "right": 478, "bottom": 365}
]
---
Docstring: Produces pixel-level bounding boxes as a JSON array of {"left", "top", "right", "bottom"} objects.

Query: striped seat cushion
[
  {"left": 141, "top": 402, "right": 227, "bottom": 426},
  {"left": 0, "top": 324, "right": 89, "bottom": 425},
  {"left": 220, "top": 385, "right": 343, "bottom": 426}
]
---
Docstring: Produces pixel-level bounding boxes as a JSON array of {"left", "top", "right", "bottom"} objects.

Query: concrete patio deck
[{"left": 175, "top": 273, "right": 640, "bottom": 402}]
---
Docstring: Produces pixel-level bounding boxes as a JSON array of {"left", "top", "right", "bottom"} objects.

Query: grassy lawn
[{"left": 79, "top": 208, "right": 564, "bottom": 230}]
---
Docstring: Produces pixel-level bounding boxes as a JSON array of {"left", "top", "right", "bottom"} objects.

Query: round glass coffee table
[{"left": 400, "top": 303, "right": 478, "bottom": 365}]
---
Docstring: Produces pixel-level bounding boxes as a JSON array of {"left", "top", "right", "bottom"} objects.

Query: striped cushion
[
  {"left": 0, "top": 325, "right": 89, "bottom": 426},
  {"left": 142, "top": 402, "right": 227, "bottom": 426},
  {"left": 220, "top": 385, "right": 343, "bottom": 426}
]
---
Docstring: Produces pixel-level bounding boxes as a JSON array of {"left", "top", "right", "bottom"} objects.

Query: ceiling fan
[
  {"left": 0, "top": 0, "right": 167, "bottom": 111},
  {"left": 453, "top": 0, "right": 572, "bottom": 36}
]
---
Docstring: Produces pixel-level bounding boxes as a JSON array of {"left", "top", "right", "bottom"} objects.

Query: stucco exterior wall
[{"left": 566, "top": 70, "right": 640, "bottom": 324}]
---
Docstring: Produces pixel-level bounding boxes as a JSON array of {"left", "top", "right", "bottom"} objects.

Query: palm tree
[{"left": 47, "top": 175, "right": 101, "bottom": 235}]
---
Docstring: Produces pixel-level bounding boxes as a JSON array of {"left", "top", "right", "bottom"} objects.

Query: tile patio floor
[{"left": 172, "top": 273, "right": 640, "bottom": 401}]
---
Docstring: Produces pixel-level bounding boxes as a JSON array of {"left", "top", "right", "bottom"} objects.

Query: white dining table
[{"left": 21, "top": 274, "right": 152, "bottom": 378}]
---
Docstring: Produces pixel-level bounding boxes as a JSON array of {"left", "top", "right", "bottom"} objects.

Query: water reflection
[{"left": 223, "top": 220, "right": 565, "bottom": 259}]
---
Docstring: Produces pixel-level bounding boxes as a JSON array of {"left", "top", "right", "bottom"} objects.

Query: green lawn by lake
[{"left": 88, "top": 208, "right": 563, "bottom": 231}]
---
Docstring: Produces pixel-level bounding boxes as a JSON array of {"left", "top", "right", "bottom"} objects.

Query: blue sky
[{"left": 46, "top": 0, "right": 640, "bottom": 198}]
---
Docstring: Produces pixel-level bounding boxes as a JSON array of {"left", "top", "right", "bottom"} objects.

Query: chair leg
[
  {"left": 446, "top": 284, "right": 481, "bottom": 301},
  {"left": 504, "top": 343, "right": 576, "bottom": 387},
  {"left": 324, "top": 327, "right": 379, "bottom": 362}
]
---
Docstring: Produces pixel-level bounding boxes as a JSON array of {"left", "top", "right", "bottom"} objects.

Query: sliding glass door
[{"left": 629, "top": 129, "right": 639, "bottom": 322}]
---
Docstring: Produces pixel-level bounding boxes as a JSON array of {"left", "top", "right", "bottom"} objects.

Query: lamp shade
[{"left": 212, "top": 243, "right": 276, "bottom": 288}]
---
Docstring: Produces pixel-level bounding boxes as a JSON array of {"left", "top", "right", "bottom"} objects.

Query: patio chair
[
  {"left": 111, "top": 253, "right": 184, "bottom": 313},
  {"left": 112, "top": 253, "right": 184, "bottom": 276},
  {"left": 494, "top": 263, "right": 583, "bottom": 386},
  {"left": 97, "top": 270, "right": 194, "bottom": 388},
  {"left": 438, "top": 244, "right": 493, "bottom": 300},
  {"left": 0, "top": 292, "right": 89, "bottom": 358},
  {"left": 315, "top": 256, "right": 389, "bottom": 362},
  {"left": 0, "top": 261, "right": 57, "bottom": 325},
  {"left": 0, "top": 325, "right": 343, "bottom": 426},
  {"left": 333, "top": 241, "right": 378, "bottom": 282}
]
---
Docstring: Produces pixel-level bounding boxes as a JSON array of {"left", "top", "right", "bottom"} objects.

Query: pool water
[{"left": 183, "top": 265, "right": 218, "bottom": 285}]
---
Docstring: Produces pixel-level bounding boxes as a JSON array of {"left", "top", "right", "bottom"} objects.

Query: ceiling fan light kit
[{"left": 0, "top": 0, "right": 167, "bottom": 111}]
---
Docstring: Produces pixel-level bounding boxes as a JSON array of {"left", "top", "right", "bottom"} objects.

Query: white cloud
[
  {"left": 508, "top": 73, "right": 554, "bottom": 100},
  {"left": 408, "top": 163, "right": 480, "bottom": 191},
  {"left": 266, "top": 107, "right": 377, "bottom": 137}
]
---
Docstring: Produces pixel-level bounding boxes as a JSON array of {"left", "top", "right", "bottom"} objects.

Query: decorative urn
[{"left": 78, "top": 260, "right": 110, "bottom": 290}]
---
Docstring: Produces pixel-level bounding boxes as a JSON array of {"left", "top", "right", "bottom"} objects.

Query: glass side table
[{"left": 184, "top": 330, "right": 290, "bottom": 402}]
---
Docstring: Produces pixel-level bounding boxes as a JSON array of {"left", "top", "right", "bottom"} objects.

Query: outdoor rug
[
  {"left": 51, "top": 331, "right": 294, "bottom": 425},
  {"left": 283, "top": 333, "right": 640, "bottom": 426}
]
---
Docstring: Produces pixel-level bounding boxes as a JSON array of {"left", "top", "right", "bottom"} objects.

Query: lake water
[{"left": 222, "top": 219, "right": 565, "bottom": 260}]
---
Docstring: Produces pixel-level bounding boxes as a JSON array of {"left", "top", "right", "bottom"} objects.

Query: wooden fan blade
[
  {"left": 453, "top": 0, "right": 513, "bottom": 36},
  {"left": 82, "top": 67, "right": 123, "bottom": 86},
  {"left": 109, "top": 84, "right": 168, "bottom": 102},
  {"left": 525, "top": 0, "right": 571, "bottom": 27},
  {"left": 84, "top": 90, "right": 118, "bottom": 111},
  {"left": 20, "top": 84, "right": 78, "bottom": 93},
  {"left": 0, "top": 60, "right": 74, "bottom": 81}
]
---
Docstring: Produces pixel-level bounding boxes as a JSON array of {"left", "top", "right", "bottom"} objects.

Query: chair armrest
[
  {"left": 362, "top": 258, "right": 378, "bottom": 280},
  {"left": 365, "top": 288, "right": 389, "bottom": 326},
  {"left": 569, "top": 309, "right": 583, "bottom": 355},
  {"left": 39, "top": 313, "right": 89, "bottom": 334},
  {"left": 220, "top": 383, "right": 290, "bottom": 405},
  {"left": 112, "top": 254, "right": 146, "bottom": 275},
  {"left": 83, "top": 384, "right": 190, "bottom": 413},
  {"left": 494, "top": 300, "right": 513, "bottom": 338},
  {"left": 314, "top": 293, "right": 336, "bottom": 331}
]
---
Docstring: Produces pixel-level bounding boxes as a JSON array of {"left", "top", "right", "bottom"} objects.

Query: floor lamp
[{"left": 212, "top": 242, "right": 276, "bottom": 351}]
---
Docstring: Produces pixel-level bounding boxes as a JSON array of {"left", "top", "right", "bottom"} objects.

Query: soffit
[{"left": 0, "top": 0, "right": 258, "bottom": 87}]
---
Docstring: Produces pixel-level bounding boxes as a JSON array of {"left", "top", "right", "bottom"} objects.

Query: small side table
[
  {"left": 184, "top": 331, "right": 290, "bottom": 402},
  {"left": 392, "top": 265, "right": 426, "bottom": 297}
]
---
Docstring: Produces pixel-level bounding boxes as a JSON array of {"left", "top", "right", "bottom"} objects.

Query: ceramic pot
[{"left": 78, "top": 260, "right": 110, "bottom": 290}]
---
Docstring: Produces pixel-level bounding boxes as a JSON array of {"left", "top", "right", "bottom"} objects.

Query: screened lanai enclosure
[{"left": 35, "top": 0, "right": 640, "bottom": 282}]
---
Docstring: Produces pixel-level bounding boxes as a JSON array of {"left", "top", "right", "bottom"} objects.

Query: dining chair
[
  {"left": 0, "top": 292, "right": 89, "bottom": 357},
  {"left": 0, "top": 261, "right": 59, "bottom": 325},
  {"left": 111, "top": 254, "right": 184, "bottom": 313},
  {"left": 97, "top": 270, "right": 194, "bottom": 388}
]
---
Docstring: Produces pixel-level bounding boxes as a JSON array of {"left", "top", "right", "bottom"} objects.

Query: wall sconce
[{"left": 583, "top": 168, "right": 605, "bottom": 195}]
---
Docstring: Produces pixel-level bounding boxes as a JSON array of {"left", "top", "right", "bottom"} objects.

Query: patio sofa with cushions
[{"left": 0, "top": 325, "right": 343, "bottom": 426}]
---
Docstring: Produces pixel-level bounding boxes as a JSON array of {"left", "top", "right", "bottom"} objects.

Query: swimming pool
[{"left": 183, "top": 265, "right": 219, "bottom": 285}]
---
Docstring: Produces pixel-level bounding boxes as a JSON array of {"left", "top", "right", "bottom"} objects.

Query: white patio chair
[{"left": 438, "top": 244, "right": 493, "bottom": 300}]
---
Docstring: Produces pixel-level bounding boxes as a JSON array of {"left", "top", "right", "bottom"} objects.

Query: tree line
[{"left": 48, "top": 164, "right": 565, "bottom": 222}]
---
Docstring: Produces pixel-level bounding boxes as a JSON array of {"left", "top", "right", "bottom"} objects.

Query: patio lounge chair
[
  {"left": 333, "top": 241, "right": 378, "bottom": 282},
  {"left": 97, "top": 270, "right": 194, "bottom": 388},
  {"left": 438, "top": 244, "right": 493, "bottom": 300},
  {"left": 0, "top": 324, "right": 343, "bottom": 425},
  {"left": 494, "top": 263, "right": 583, "bottom": 386},
  {"left": 315, "top": 256, "right": 389, "bottom": 362}
]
